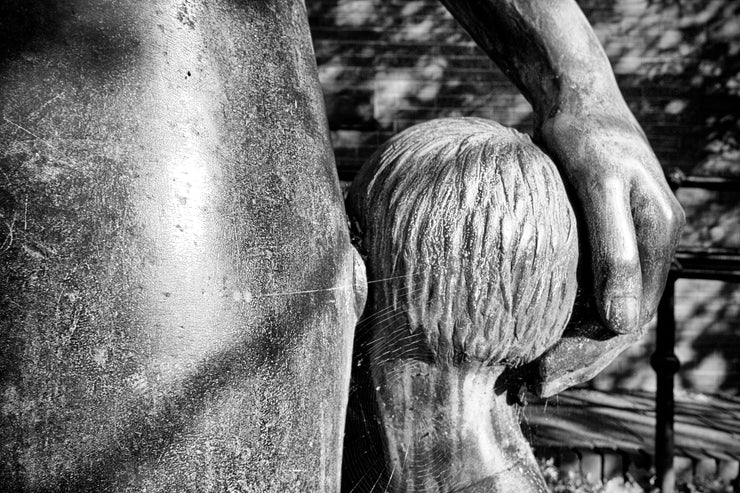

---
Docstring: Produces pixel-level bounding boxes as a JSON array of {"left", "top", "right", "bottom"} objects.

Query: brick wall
[
  {"left": 309, "top": 0, "right": 528, "bottom": 179},
  {"left": 309, "top": 0, "right": 740, "bottom": 179}
]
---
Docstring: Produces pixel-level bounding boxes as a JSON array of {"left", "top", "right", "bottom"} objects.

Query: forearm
[
  {"left": 439, "top": 0, "right": 629, "bottom": 123},
  {"left": 440, "top": 0, "right": 684, "bottom": 364}
]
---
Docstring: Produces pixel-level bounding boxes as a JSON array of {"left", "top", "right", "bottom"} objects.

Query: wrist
[
  {"left": 537, "top": 96, "right": 644, "bottom": 155},
  {"left": 534, "top": 65, "right": 631, "bottom": 130}
]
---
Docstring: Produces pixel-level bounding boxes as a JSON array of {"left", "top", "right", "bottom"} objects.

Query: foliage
[
  {"left": 540, "top": 458, "right": 645, "bottom": 493},
  {"left": 539, "top": 457, "right": 737, "bottom": 493}
]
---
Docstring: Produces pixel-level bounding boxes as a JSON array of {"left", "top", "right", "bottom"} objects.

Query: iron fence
[{"left": 653, "top": 171, "right": 740, "bottom": 493}]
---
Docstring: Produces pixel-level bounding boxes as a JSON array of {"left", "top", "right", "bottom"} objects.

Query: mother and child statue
[{"left": 0, "top": 0, "right": 684, "bottom": 491}]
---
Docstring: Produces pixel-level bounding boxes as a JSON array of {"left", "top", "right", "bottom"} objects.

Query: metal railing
[{"left": 653, "top": 171, "right": 740, "bottom": 493}]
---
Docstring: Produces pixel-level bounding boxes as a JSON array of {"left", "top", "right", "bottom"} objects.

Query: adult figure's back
[{"left": 0, "top": 1, "right": 364, "bottom": 491}]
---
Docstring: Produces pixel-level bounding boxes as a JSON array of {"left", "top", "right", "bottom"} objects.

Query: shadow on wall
[
  {"left": 593, "top": 0, "right": 740, "bottom": 178},
  {"left": 309, "top": 0, "right": 740, "bottom": 177},
  {"left": 308, "top": 0, "right": 532, "bottom": 179}
]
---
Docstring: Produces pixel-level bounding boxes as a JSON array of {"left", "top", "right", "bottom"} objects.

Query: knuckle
[
  {"left": 646, "top": 190, "right": 685, "bottom": 234},
  {"left": 604, "top": 248, "right": 641, "bottom": 278},
  {"left": 660, "top": 197, "right": 686, "bottom": 237},
  {"left": 670, "top": 201, "right": 687, "bottom": 231}
]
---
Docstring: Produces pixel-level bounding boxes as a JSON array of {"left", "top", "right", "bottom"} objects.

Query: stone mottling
[
  {"left": 533, "top": 315, "right": 648, "bottom": 398},
  {"left": 0, "top": 0, "right": 365, "bottom": 491},
  {"left": 346, "top": 117, "right": 578, "bottom": 492},
  {"left": 348, "top": 118, "right": 579, "bottom": 368}
]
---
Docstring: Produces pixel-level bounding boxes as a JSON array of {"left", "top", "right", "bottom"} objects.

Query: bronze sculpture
[
  {"left": 347, "top": 117, "right": 578, "bottom": 491},
  {"left": 1, "top": 1, "right": 364, "bottom": 490},
  {"left": 0, "top": 0, "right": 684, "bottom": 491}
]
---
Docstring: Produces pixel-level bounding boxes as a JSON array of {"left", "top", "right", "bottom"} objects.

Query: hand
[{"left": 539, "top": 108, "right": 685, "bottom": 335}]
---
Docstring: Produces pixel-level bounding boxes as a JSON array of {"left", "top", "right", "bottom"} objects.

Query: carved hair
[{"left": 348, "top": 117, "right": 578, "bottom": 367}]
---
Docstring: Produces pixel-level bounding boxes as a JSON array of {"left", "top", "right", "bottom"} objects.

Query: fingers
[
  {"left": 532, "top": 316, "right": 647, "bottom": 398},
  {"left": 583, "top": 164, "right": 685, "bottom": 335},
  {"left": 583, "top": 176, "right": 643, "bottom": 334},
  {"left": 631, "top": 174, "right": 685, "bottom": 323}
]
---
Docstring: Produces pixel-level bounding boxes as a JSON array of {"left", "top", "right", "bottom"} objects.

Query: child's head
[{"left": 348, "top": 117, "right": 578, "bottom": 367}]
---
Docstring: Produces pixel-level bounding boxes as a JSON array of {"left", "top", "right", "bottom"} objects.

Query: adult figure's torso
[{"left": 0, "top": 1, "right": 364, "bottom": 491}]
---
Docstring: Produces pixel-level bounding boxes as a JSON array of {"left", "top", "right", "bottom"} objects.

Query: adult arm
[{"left": 439, "top": 0, "right": 684, "bottom": 335}]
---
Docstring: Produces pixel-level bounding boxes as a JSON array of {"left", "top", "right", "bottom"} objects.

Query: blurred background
[{"left": 308, "top": 0, "right": 740, "bottom": 398}]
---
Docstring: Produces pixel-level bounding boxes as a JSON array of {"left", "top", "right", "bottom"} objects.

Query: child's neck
[{"left": 372, "top": 359, "right": 548, "bottom": 492}]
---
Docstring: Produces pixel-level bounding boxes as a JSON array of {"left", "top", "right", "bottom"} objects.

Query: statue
[
  {"left": 346, "top": 117, "right": 578, "bottom": 492},
  {"left": 0, "top": 0, "right": 684, "bottom": 491},
  {"left": 0, "top": 1, "right": 364, "bottom": 490}
]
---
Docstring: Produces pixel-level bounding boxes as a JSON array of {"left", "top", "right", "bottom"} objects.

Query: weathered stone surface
[
  {"left": 531, "top": 314, "right": 647, "bottom": 398},
  {"left": 0, "top": 1, "right": 364, "bottom": 491},
  {"left": 345, "top": 117, "right": 578, "bottom": 492},
  {"left": 348, "top": 118, "right": 579, "bottom": 368},
  {"left": 439, "top": 0, "right": 685, "bottom": 347},
  {"left": 372, "top": 360, "right": 547, "bottom": 492}
]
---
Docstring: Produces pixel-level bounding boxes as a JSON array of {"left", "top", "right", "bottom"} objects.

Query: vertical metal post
[{"left": 651, "top": 273, "right": 680, "bottom": 493}]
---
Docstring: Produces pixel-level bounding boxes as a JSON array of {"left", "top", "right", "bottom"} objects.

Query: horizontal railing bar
[
  {"left": 667, "top": 170, "right": 740, "bottom": 191},
  {"left": 673, "top": 249, "right": 740, "bottom": 282},
  {"left": 676, "top": 270, "right": 740, "bottom": 283}
]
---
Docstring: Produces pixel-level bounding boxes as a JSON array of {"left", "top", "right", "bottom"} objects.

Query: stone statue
[
  {"left": 434, "top": 0, "right": 685, "bottom": 395},
  {"left": 0, "top": 0, "right": 683, "bottom": 491},
  {"left": 1, "top": 1, "right": 364, "bottom": 491},
  {"left": 346, "top": 117, "right": 578, "bottom": 492}
]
